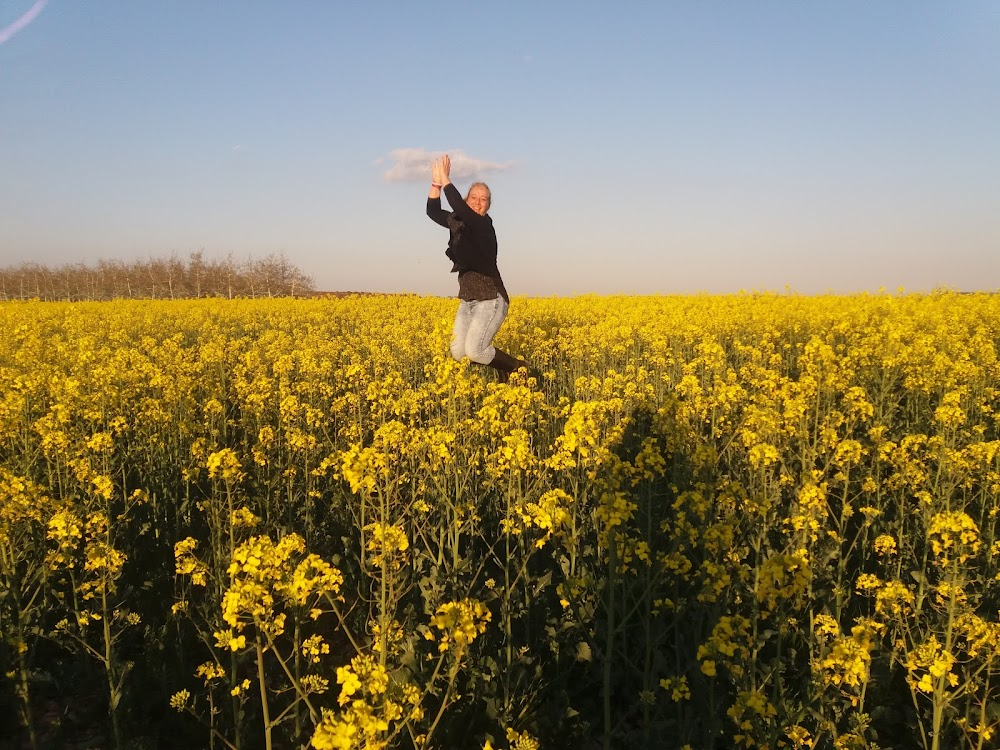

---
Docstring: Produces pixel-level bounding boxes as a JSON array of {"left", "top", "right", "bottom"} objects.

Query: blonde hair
[{"left": 466, "top": 182, "right": 491, "bottom": 205}]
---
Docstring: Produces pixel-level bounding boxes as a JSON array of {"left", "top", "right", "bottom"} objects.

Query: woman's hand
[
  {"left": 431, "top": 155, "right": 452, "bottom": 189},
  {"left": 429, "top": 158, "right": 444, "bottom": 197}
]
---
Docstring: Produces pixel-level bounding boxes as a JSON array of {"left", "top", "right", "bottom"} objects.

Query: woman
[{"left": 426, "top": 154, "right": 529, "bottom": 382}]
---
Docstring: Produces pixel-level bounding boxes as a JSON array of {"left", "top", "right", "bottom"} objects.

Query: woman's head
[{"left": 465, "top": 183, "right": 491, "bottom": 216}]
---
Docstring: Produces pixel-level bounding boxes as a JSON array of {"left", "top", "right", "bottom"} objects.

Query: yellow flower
[
  {"left": 285, "top": 554, "right": 344, "bottom": 604},
  {"left": 427, "top": 599, "right": 492, "bottom": 655},
  {"left": 785, "top": 724, "right": 812, "bottom": 747},
  {"left": 302, "top": 634, "right": 330, "bottom": 664},
  {"left": 336, "top": 665, "right": 362, "bottom": 705},
  {"left": 927, "top": 510, "right": 981, "bottom": 564},
  {"left": 756, "top": 553, "right": 811, "bottom": 616},
  {"left": 363, "top": 522, "right": 409, "bottom": 569},
  {"left": 300, "top": 675, "right": 330, "bottom": 695},
  {"left": 505, "top": 728, "right": 541, "bottom": 750},
  {"left": 230, "top": 678, "right": 251, "bottom": 696},
  {"left": 874, "top": 534, "right": 897, "bottom": 557},
  {"left": 659, "top": 675, "right": 691, "bottom": 701},
  {"left": 174, "top": 537, "right": 208, "bottom": 586},
  {"left": 169, "top": 690, "right": 189, "bottom": 711},
  {"left": 855, "top": 573, "right": 882, "bottom": 593},
  {"left": 207, "top": 448, "right": 243, "bottom": 481},
  {"left": 934, "top": 389, "right": 967, "bottom": 428},
  {"left": 905, "top": 636, "right": 957, "bottom": 694},
  {"left": 230, "top": 507, "right": 260, "bottom": 528},
  {"left": 875, "top": 580, "right": 915, "bottom": 617},
  {"left": 813, "top": 614, "right": 841, "bottom": 640},
  {"left": 813, "top": 623, "right": 876, "bottom": 691},
  {"left": 748, "top": 443, "right": 780, "bottom": 469},
  {"left": 195, "top": 661, "right": 226, "bottom": 682},
  {"left": 310, "top": 711, "right": 358, "bottom": 750},
  {"left": 214, "top": 629, "right": 247, "bottom": 652}
]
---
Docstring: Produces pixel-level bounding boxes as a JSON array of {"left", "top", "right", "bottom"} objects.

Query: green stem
[
  {"left": 230, "top": 649, "right": 242, "bottom": 750},
  {"left": 603, "top": 527, "right": 616, "bottom": 750},
  {"left": 256, "top": 636, "right": 272, "bottom": 750},
  {"left": 262, "top": 622, "right": 319, "bottom": 721},
  {"left": 16, "top": 643, "right": 39, "bottom": 750},
  {"left": 101, "top": 585, "right": 123, "bottom": 750}
]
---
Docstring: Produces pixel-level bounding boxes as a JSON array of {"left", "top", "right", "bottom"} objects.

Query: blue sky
[{"left": 1, "top": 1, "right": 997, "bottom": 296}]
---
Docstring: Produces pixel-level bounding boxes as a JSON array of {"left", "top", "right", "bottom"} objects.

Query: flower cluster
[
  {"left": 426, "top": 599, "right": 492, "bottom": 656},
  {"left": 310, "top": 654, "right": 422, "bottom": 749}
]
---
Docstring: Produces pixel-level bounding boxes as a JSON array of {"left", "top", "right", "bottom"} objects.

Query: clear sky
[{"left": 1, "top": 1, "right": 998, "bottom": 296}]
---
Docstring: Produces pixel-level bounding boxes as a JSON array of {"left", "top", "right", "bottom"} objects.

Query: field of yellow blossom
[{"left": 2, "top": 292, "right": 1000, "bottom": 750}]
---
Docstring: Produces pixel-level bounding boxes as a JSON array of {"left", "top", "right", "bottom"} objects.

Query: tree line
[{"left": 0, "top": 251, "right": 315, "bottom": 302}]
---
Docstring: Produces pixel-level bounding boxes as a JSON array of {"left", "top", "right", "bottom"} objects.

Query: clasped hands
[{"left": 431, "top": 155, "right": 451, "bottom": 187}]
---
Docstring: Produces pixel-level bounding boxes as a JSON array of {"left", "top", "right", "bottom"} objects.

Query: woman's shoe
[{"left": 487, "top": 349, "right": 528, "bottom": 383}]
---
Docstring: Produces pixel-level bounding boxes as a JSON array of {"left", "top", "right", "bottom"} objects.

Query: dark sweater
[{"left": 426, "top": 184, "right": 509, "bottom": 302}]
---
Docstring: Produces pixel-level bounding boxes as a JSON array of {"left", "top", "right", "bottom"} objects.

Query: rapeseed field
[{"left": 2, "top": 292, "right": 999, "bottom": 750}]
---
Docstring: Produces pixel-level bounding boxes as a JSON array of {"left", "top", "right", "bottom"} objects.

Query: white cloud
[{"left": 378, "top": 147, "right": 514, "bottom": 183}]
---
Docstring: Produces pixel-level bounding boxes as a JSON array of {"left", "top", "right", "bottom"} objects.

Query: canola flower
[
  {"left": 3, "top": 292, "right": 1000, "bottom": 750},
  {"left": 812, "top": 619, "right": 878, "bottom": 694},
  {"left": 310, "top": 653, "right": 423, "bottom": 750},
  {"left": 426, "top": 598, "right": 492, "bottom": 655}
]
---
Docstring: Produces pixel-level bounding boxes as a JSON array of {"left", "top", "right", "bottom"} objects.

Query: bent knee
[{"left": 466, "top": 345, "right": 495, "bottom": 365}]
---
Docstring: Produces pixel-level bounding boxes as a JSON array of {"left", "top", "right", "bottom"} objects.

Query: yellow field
[{"left": 2, "top": 293, "right": 999, "bottom": 750}]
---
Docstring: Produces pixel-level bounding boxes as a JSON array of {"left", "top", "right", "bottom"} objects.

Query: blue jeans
[{"left": 450, "top": 295, "right": 508, "bottom": 364}]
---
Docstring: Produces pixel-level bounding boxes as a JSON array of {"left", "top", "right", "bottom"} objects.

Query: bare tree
[
  {"left": 188, "top": 250, "right": 206, "bottom": 298},
  {"left": 0, "top": 253, "right": 315, "bottom": 301}
]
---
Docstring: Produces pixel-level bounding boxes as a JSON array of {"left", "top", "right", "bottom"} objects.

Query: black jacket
[{"left": 426, "top": 184, "right": 500, "bottom": 278}]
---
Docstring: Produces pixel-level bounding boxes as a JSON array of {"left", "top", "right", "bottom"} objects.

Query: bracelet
[{"left": 431, "top": 183, "right": 443, "bottom": 188}]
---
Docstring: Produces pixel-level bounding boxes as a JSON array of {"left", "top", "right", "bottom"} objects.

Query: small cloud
[
  {"left": 378, "top": 147, "right": 514, "bottom": 183},
  {"left": 231, "top": 144, "right": 244, "bottom": 152},
  {"left": 522, "top": 54, "right": 533, "bottom": 64}
]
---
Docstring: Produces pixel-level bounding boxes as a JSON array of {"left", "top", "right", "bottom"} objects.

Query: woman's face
[{"left": 466, "top": 186, "right": 491, "bottom": 216}]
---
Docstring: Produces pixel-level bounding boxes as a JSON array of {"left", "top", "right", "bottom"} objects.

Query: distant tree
[
  {"left": 20, "top": 263, "right": 44, "bottom": 300},
  {"left": 0, "top": 252, "right": 314, "bottom": 301},
  {"left": 188, "top": 250, "right": 206, "bottom": 298}
]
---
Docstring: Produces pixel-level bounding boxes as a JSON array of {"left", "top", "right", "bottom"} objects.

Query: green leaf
[{"left": 532, "top": 571, "right": 552, "bottom": 596}]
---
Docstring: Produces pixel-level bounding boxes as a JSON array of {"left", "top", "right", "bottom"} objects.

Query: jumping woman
[{"left": 426, "top": 154, "right": 529, "bottom": 383}]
